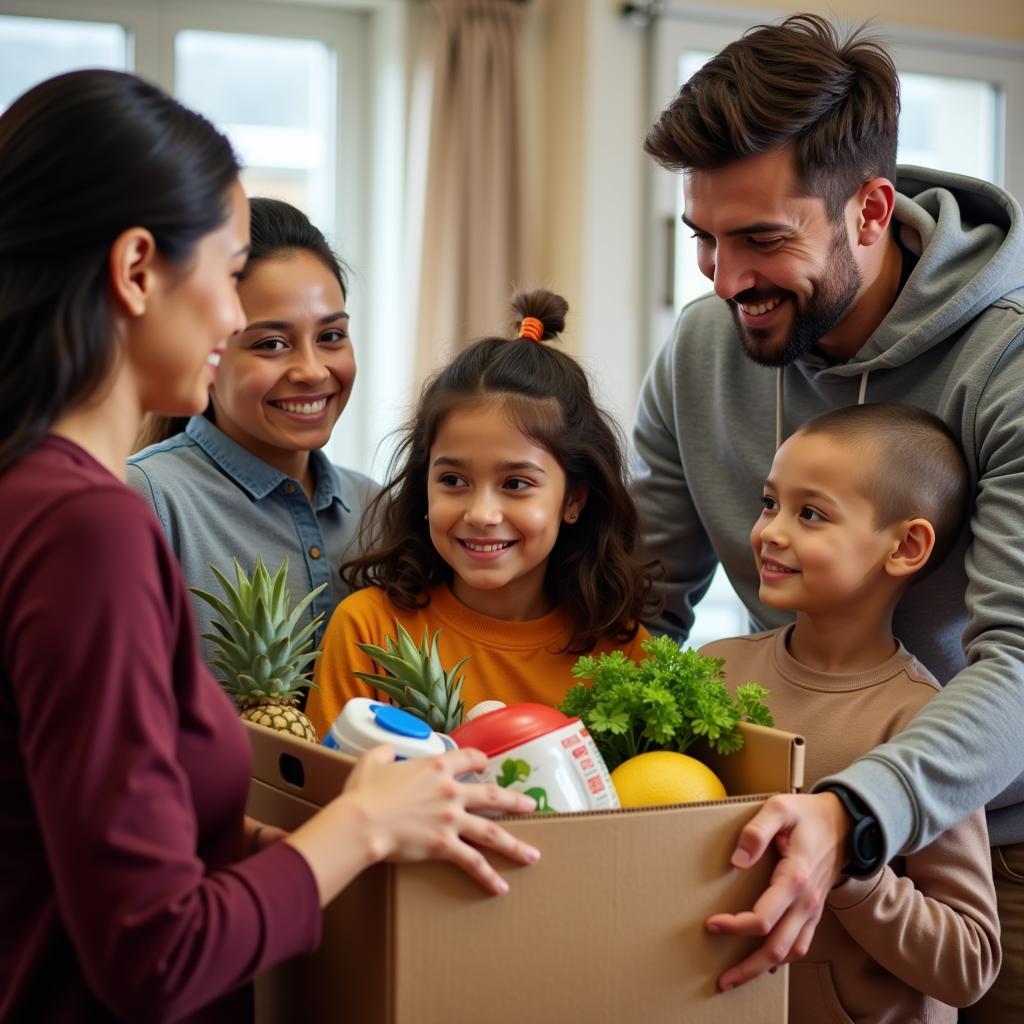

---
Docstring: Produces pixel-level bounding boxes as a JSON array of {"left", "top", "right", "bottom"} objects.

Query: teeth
[
  {"left": 276, "top": 398, "right": 327, "bottom": 415},
  {"left": 764, "top": 559, "right": 796, "bottom": 573},
  {"left": 740, "top": 297, "right": 783, "bottom": 316},
  {"left": 463, "top": 541, "right": 512, "bottom": 552},
  {"left": 207, "top": 351, "right": 221, "bottom": 367}
]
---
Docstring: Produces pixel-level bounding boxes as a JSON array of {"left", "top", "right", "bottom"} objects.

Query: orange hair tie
[{"left": 518, "top": 316, "right": 544, "bottom": 343}]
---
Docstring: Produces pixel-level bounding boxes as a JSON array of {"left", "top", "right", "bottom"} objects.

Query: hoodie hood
[{"left": 823, "top": 164, "right": 1023, "bottom": 378}]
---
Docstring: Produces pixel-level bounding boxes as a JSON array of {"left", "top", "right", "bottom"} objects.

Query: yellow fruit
[{"left": 611, "top": 751, "right": 727, "bottom": 807}]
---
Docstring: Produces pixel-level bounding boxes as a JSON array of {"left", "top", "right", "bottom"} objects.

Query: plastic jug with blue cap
[{"left": 322, "top": 697, "right": 458, "bottom": 760}]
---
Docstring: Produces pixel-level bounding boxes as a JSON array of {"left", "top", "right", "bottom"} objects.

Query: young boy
[{"left": 702, "top": 404, "right": 999, "bottom": 1023}]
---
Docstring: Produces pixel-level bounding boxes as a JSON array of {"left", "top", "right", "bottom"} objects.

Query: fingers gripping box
[{"left": 246, "top": 720, "right": 805, "bottom": 1024}]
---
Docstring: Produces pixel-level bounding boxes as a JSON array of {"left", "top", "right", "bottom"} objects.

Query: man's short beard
[{"left": 733, "top": 229, "right": 863, "bottom": 368}]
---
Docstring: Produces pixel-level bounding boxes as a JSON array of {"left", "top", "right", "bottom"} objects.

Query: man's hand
[{"left": 705, "top": 791, "right": 851, "bottom": 990}]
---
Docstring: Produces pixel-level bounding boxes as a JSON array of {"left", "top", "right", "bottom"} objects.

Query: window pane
[
  {"left": 175, "top": 29, "right": 335, "bottom": 231},
  {"left": 0, "top": 15, "right": 128, "bottom": 114},
  {"left": 898, "top": 73, "right": 999, "bottom": 184},
  {"left": 672, "top": 52, "right": 755, "bottom": 646}
]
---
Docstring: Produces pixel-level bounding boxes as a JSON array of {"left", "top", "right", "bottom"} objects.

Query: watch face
[{"left": 851, "top": 817, "right": 883, "bottom": 873}]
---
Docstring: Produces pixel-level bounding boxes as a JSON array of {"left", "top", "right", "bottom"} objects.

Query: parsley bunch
[{"left": 559, "top": 635, "right": 772, "bottom": 771}]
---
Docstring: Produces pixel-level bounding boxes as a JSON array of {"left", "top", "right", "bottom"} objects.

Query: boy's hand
[{"left": 705, "top": 791, "right": 850, "bottom": 990}]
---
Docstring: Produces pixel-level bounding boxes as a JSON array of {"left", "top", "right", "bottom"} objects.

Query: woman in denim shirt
[{"left": 129, "top": 198, "right": 378, "bottom": 676}]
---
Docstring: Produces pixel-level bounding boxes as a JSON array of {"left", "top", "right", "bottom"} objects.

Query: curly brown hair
[{"left": 345, "top": 289, "right": 662, "bottom": 652}]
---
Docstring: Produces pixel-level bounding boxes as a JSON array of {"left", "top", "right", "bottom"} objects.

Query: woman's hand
[
  {"left": 285, "top": 744, "right": 540, "bottom": 905},
  {"left": 342, "top": 745, "right": 541, "bottom": 893}
]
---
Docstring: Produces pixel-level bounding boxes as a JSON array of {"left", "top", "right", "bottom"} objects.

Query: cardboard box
[{"left": 247, "top": 720, "right": 805, "bottom": 1024}]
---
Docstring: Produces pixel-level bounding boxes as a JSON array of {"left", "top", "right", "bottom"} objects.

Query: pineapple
[
  {"left": 355, "top": 622, "right": 468, "bottom": 733},
  {"left": 191, "top": 556, "right": 326, "bottom": 742}
]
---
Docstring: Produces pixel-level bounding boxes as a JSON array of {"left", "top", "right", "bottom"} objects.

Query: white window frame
[{"left": 0, "top": 0, "right": 410, "bottom": 478}]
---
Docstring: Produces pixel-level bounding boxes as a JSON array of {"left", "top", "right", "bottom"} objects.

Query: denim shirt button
[
  {"left": 284, "top": 482, "right": 297, "bottom": 495},
  {"left": 309, "top": 546, "right": 322, "bottom": 560}
]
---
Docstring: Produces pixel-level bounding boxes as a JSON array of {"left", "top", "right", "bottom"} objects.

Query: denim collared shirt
[{"left": 127, "top": 416, "right": 378, "bottom": 671}]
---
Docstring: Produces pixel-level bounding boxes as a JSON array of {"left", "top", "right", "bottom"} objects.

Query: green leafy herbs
[{"left": 559, "top": 635, "right": 772, "bottom": 771}]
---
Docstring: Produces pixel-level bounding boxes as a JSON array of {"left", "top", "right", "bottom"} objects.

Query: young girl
[
  {"left": 307, "top": 290, "right": 659, "bottom": 738},
  {"left": 0, "top": 71, "right": 537, "bottom": 1023},
  {"left": 128, "top": 197, "right": 377, "bottom": 668}
]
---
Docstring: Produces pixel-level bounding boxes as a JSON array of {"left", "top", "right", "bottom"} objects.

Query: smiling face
[
  {"left": 750, "top": 431, "right": 902, "bottom": 613},
  {"left": 426, "top": 400, "right": 586, "bottom": 620},
  {"left": 130, "top": 180, "right": 250, "bottom": 416},
  {"left": 209, "top": 248, "right": 354, "bottom": 480},
  {"left": 683, "top": 147, "right": 864, "bottom": 367}
]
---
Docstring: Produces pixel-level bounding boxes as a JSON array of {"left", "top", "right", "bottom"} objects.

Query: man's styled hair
[
  {"left": 798, "top": 404, "right": 969, "bottom": 567},
  {"left": 644, "top": 13, "right": 900, "bottom": 221}
]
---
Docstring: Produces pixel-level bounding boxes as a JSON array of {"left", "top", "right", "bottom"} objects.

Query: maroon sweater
[{"left": 0, "top": 437, "right": 321, "bottom": 1023}]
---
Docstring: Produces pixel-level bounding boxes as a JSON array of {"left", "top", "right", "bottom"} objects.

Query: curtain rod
[
  {"left": 620, "top": 3, "right": 787, "bottom": 29},
  {"left": 618, "top": 2, "right": 1024, "bottom": 59}
]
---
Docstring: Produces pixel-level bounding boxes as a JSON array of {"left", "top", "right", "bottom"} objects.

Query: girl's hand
[{"left": 342, "top": 745, "right": 541, "bottom": 894}]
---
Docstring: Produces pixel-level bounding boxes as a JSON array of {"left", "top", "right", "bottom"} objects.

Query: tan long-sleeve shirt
[{"left": 701, "top": 625, "right": 1000, "bottom": 1024}]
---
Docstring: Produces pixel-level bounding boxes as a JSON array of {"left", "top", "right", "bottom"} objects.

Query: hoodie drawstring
[
  {"left": 775, "top": 368, "right": 784, "bottom": 451},
  {"left": 857, "top": 369, "right": 870, "bottom": 405},
  {"left": 774, "top": 367, "right": 871, "bottom": 451}
]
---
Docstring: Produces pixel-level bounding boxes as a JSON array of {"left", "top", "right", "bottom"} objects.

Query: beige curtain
[{"left": 408, "top": 0, "right": 528, "bottom": 382}]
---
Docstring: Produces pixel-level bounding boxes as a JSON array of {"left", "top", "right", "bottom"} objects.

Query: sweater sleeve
[
  {"left": 307, "top": 593, "right": 386, "bottom": 739},
  {"left": 825, "top": 809, "right": 1000, "bottom": 1007},
  {"left": 632, "top": 327, "right": 720, "bottom": 643},
  {"left": 817, "top": 338, "right": 1024, "bottom": 856},
  {"left": 8, "top": 489, "right": 320, "bottom": 1022}
]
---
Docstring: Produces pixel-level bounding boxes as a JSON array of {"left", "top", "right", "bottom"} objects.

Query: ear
[
  {"left": 884, "top": 518, "right": 935, "bottom": 579},
  {"left": 563, "top": 484, "right": 589, "bottom": 524},
  {"left": 108, "top": 226, "right": 160, "bottom": 317},
  {"left": 852, "top": 177, "right": 896, "bottom": 247}
]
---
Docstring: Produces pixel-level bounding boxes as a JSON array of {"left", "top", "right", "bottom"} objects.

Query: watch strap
[{"left": 821, "top": 784, "right": 884, "bottom": 879}]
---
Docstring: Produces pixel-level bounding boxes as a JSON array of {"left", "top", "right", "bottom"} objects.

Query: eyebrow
[
  {"left": 764, "top": 480, "right": 838, "bottom": 505},
  {"left": 432, "top": 456, "right": 547, "bottom": 474},
  {"left": 681, "top": 214, "right": 793, "bottom": 237},
  {"left": 244, "top": 311, "right": 349, "bottom": 331}
]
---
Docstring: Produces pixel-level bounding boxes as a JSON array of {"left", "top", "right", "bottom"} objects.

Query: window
[
  {"left": 175, "top": 30, "right": 336, "bottom": 232},
  {"left": 0, "top": 14, "right": 127, "bottom": 112},
  {"left": 0, "top": 0, "right": 405, "bottom": 478}
]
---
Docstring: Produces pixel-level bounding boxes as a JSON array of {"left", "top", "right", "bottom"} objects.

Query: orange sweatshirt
[
  {"left": 307, "top": 584, "right": 649, "bottom": 739},
  {"left": 702, "top": 626, "right": 1000, "bottom": 1024}
]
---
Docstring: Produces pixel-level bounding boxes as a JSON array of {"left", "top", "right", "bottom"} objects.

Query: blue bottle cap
[{"left": 372, "top": 704, "right": 432, "bottom": 740}]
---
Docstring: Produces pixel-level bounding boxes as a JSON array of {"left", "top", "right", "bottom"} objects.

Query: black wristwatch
[{"left": 821, "top": 785, "right": 884, "bottom": 878}]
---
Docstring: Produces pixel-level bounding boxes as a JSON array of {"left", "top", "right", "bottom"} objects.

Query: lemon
[{"left": 611, "top": 751, "right": 727, "bottom": 807}]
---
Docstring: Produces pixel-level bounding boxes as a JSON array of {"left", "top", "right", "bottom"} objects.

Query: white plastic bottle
[{"left": 322, "top": 697, "right": 457, "bottom": 760}]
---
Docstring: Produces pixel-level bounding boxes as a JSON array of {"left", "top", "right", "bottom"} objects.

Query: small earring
[
  {"left": 566, "top": 511, "right": 578, "bottom": 523},
  {"left": 424, "top": 513, "right": 429, "bottom": 521}
]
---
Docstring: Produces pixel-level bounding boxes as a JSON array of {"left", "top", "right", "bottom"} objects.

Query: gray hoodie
[{"left": 633, "top": 166, "right": 1024, "bottom": 856}]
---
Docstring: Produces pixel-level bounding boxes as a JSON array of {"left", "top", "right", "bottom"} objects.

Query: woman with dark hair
[
  {"left": 129, "top": 197, "right": 377, "bottom": 670},
  {"left": 0, "top": 71, "right": 538, "bottom": 1024}
]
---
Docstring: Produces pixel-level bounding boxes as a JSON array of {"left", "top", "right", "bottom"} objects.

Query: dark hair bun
[{"left": 510, "top": 289, "right": 568, "bottom": 341}]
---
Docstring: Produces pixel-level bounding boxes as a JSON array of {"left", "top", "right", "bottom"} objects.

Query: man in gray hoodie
[{"left": 634, "top": 14, "right": 1024, "bottom": 1017}]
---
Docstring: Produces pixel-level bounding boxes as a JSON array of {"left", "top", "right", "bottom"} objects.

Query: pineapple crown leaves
[
  {"left": 558, "top": 635, "right": 773, "bottom": 770},
  {"left": 190, "top": 556, "right": 328, "bottom": 703},
  {"left": 353, "top": 621, "right": 468, "bottom": 733}
]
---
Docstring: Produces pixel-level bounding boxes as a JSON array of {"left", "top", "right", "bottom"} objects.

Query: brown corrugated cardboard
[{"left": 247, "top": 720, "right": 805, "bottom": 1024}]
